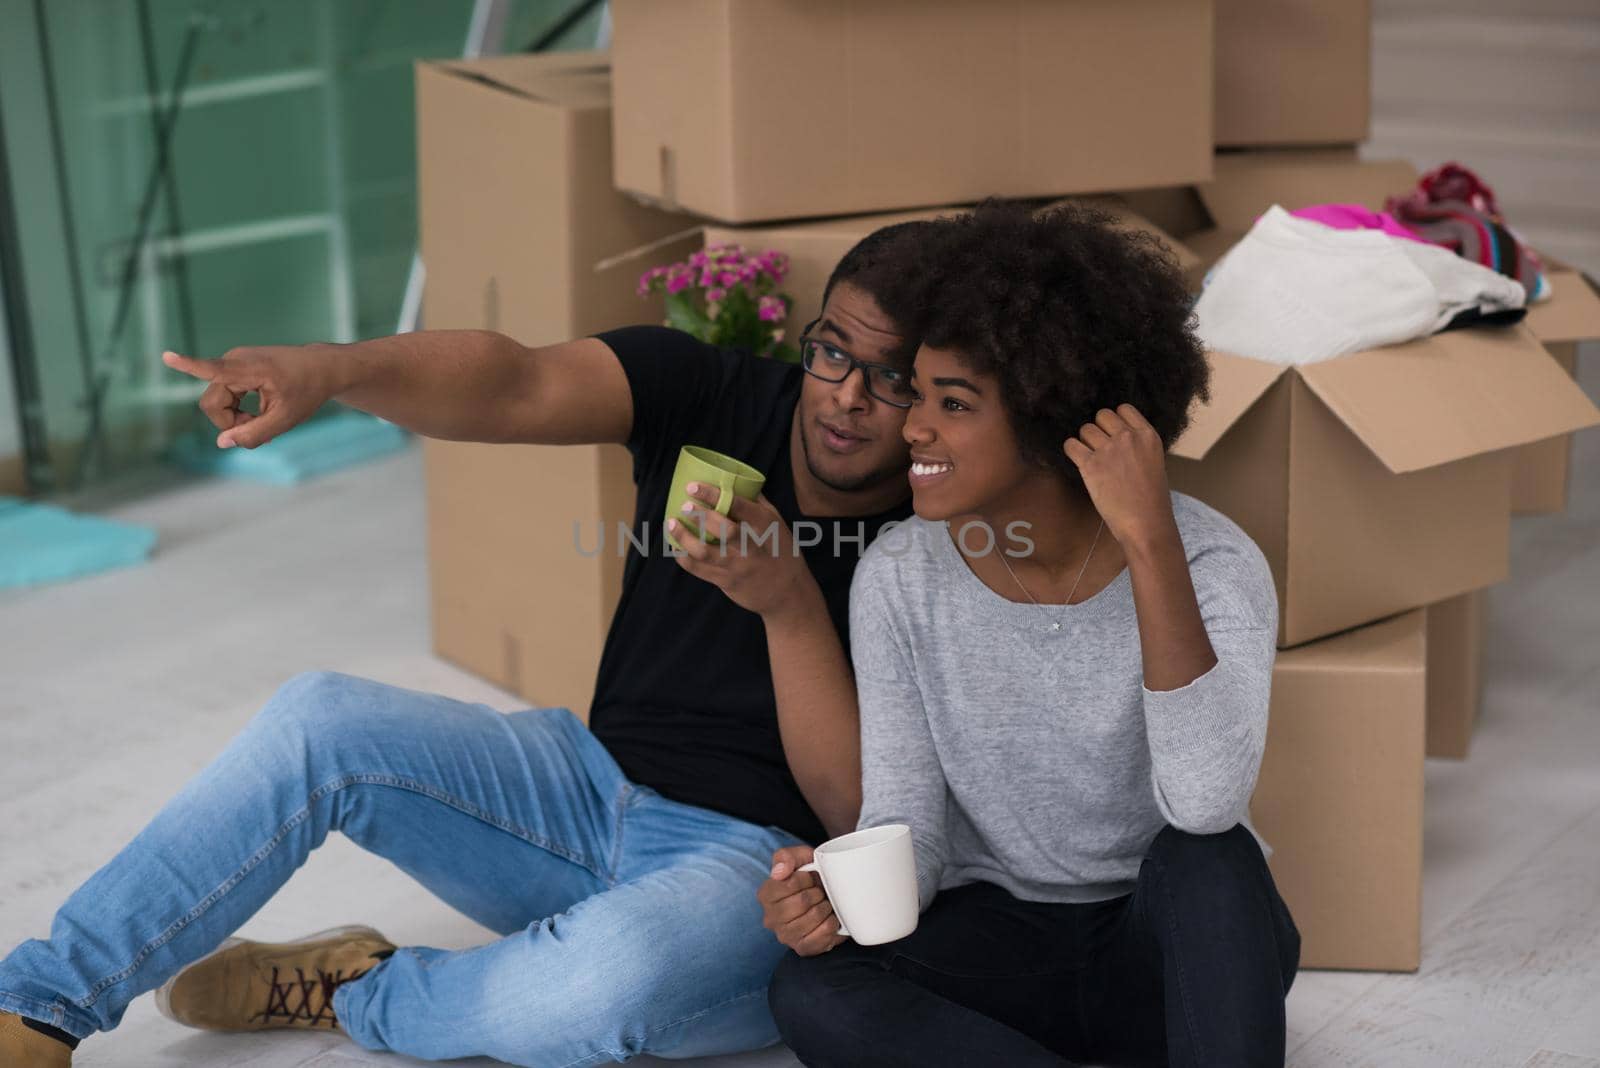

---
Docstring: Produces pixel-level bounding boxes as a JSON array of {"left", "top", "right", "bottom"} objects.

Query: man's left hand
[
  {"left": 669, "top": 484, "right": 816, "bottom": 618},
  {"left": 1063, "top": 404, "right": 1177, "bottom": 549}
]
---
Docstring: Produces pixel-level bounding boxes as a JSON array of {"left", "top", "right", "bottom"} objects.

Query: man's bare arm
[{"left": 162, "top": 330, "right": 632, "bottom": 449}]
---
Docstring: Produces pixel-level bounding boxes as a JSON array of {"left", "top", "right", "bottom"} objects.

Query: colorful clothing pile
[{"left": 1385, "top": 162, "right": 1549, "bottom": 302}]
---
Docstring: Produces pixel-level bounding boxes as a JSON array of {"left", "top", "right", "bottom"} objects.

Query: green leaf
[{"left": 664, "top": 291, "right": 712, "bottom": 341}]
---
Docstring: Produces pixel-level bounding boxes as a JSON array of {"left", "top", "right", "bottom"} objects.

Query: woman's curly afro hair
[{"left": 919, "top": 200, "right": 1210, "bottom": 483}]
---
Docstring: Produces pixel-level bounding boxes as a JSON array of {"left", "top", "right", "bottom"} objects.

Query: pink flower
[
  {"left": 639, "top": 264, "right": 675, "bottom": 296},
  {"left": 699, "top": 268, "right": 717, "bottom": 287},
  {"left": 717, "top": 270, "right": 740, "bottom": 288},
  {"left": 706, "top": 287, "right": 727, "bottom": 303},
  {"left": 758, "top": 295, "right": 786, "bottom": 323},
  {"left": 666, "top": 270, "right": 692, "bottom": 295}
]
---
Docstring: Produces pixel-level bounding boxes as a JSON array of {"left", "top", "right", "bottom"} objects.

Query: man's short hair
[{"left": 817, "top": 220, "right": 942, "bottom": 355}]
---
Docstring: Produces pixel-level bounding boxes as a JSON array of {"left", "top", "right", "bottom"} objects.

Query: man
[{"left": 0, "top": 221, "right": 934, "bottom": 1067}]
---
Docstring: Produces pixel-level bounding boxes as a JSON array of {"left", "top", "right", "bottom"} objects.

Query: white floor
[{"left": 2, "top": 355, "right": 1598, "bottom": 1068}]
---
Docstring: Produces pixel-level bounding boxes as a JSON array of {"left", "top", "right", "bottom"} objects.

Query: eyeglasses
[{"left": 797, "top": 319, "right": 916, "bottom": 409}]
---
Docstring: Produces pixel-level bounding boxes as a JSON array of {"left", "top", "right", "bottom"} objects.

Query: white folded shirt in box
[{"left": 1193, "top": 204, "right": 1526, "bottom": 366}]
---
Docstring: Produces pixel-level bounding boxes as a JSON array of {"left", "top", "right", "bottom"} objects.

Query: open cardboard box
[
  {"left": 416, "top": 53, "right": 701, "bottom": 716},
  {"left": 610, "top": 0, "right": 1214, "bottom": 223},
  {"left": 1168, "top": 321, "right": 1597, "bottom": 649},
  {"left": 1143, "top": 152, "right": 1600, "bottom": 647}
]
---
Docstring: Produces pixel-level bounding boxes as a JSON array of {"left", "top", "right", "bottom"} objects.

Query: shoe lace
[{"left": 250, "top": 962, "right": 374, "bottom": 1028}]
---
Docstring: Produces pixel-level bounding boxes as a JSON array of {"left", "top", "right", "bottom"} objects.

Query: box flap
[
  {"left": 591, "top": 225, "right": 708, "bottom": 275},
  {"left": 433, "top": 52, "right": 611, "bottom": 109},
  {"left": 1041, "top": 196, "right": 1199, "bottom": 276},
  {"left": 1295, "top": 324, "right": 1600, "bottom": 474},
  {"left": 1170, "top": 350, "right": 1290, "bottom": 460},
  {"left": 1197, "top": 153, "right": 1420, "bottom": 233},
  {"left": 1527, "top": 270, "right": 1600, "bottom": 344}
]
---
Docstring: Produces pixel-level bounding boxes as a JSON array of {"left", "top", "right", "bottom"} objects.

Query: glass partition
[{"left": 0, "top": 0, "right": 606, "bottom": 492}]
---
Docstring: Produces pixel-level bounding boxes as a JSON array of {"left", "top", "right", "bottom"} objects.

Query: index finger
[
  {"left": 769, "top": 845, "right": 815, "bottom": 879},
  {"left": 161, "top": 350, "right": 219, "bottom": 382}
]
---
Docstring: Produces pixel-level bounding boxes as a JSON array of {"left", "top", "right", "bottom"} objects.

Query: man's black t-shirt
[{"left": 590, "top": 325, "right": 912, "bottom": 845}]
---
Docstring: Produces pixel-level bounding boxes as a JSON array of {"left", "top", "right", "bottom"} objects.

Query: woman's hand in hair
[
  {"left": 759, "top": 846, "right": 849, "bottom": 956},
  {"left": 1063, "top": 403, "right": 1177, "bottom": 550}
]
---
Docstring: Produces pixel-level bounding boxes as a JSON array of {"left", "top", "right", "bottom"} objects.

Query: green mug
[{"left": 665, "top": 446, "right": 766, "bottom": 548}]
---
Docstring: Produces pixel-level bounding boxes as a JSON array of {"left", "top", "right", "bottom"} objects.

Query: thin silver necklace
[{"left": 997, "top": 519, "right": 1105, "bottom": 632}]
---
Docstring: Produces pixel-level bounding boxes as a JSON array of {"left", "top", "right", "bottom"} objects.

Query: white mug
[{"left": 799, "top": 823, "right": 919, "bottom": 946}]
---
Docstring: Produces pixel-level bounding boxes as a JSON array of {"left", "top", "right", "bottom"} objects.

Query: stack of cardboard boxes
[
  {"left": 415, "top": 0, "right": 1600, "bottom": 972},
  {"left": 1108, "top": 8, "right": 1600, "bottom": 968},
  {"left": 1155, "top": 161, "right": 1600, "bottom": 966}
]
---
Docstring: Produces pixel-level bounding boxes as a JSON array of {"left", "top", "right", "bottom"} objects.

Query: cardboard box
[
  {"left": 1168, "top": 323, "right": 1596, "bottom": 648},
  {"left": 1252, "top": 608, "right": 1426, "bottom": 971},
  {"left": 1161, "top": 153, "right": 1600, "bottom": 647},
  {"left": 1166, "top": 156, "right": 1600, "bottom": 516},
  {"left": 702, "top": 199, "right": 1193, "bottom": 334},
  {"left": 1515, "top": 270, "right": 1600, "bottom": 514},
  {"left": 1425, "top": 589, "right": 1488, "bottom": 760},
  {"left": 416, "top": 53, "right": 701, "bottom": 715},
  {"left": 703, "top": 208, "right": 956, "bottom": 334},
  {"left": 1215, "top": 0, "right": 1371, "bottom": 146},
  {"left": 611, "top": 0, "right": 1215, "bottom": 223}
]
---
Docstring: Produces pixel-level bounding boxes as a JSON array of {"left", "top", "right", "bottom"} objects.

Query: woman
[{"left": 759, "top": 203, "right": 1299, "bottom": 1067}]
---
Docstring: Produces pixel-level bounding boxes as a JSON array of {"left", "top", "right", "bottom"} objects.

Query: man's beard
[{"left": 800, "top": 420, "right": 907, "bottom": 495}]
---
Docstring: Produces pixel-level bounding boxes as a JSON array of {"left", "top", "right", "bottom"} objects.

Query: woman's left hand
[{"left": 1063, "top": 404, "right": 1177, "bottom": 549}]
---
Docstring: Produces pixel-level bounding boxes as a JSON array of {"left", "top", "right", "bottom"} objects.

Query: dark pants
[{"left": 769, "top": 824, "right": 1300, "bottom": 1068}]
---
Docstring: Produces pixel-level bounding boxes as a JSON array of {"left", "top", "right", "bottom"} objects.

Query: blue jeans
[{"left": 0, "top": 671, "right": 802, "bottom": 1066}]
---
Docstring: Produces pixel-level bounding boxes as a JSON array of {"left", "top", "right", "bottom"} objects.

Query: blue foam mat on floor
[
  {"left": 0, "top": 497, "right": 158, "bottom": 589},
  {"left": 169, "top": 411, "right": 410, "bottom": 486}
]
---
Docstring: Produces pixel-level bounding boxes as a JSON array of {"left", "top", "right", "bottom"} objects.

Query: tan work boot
[
  {"left": 0, "top": 1011, "right": 74, "bottom": 1067},
  {"left": 155, "top": 925, "right": 395, "bottom": 1032}
]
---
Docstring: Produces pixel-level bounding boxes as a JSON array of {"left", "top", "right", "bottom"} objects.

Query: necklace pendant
[{"left": 1050, "top": 621, "right": 1062, "bottom": 632}]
